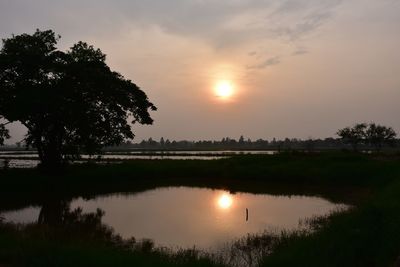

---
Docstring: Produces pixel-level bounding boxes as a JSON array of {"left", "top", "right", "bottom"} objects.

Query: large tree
[
  {"left": 337, "top": 123, "right": 367, "bottom": 151},
  {"left": 0, "top": 30, "right": 156, "bottom": 167},
  {"left": 365, "top": 123, "right": 397, "bottom": 151},
  {"left": 337, "top": 123, "right": 397, "bottom": 152}
]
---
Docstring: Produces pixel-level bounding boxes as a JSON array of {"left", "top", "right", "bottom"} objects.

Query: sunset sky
[{"left": 1, "top": 0, "right": 400, "bottom": 142}]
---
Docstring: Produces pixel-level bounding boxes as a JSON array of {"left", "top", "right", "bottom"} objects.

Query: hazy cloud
[
  {"left": 247, "top": 56, "right": 281, "bottom": 69},
  {"left": 292, "top": 47, "right": 309, "bottom": 56},
  {"left": 248, "top": 51, "right": 257, "bottom": 56},
  {"left": 0, "top": 0, "right": 342, "bottom": 50},
  {"left": 1, "top": 0, "right": 400, "bottom": 142}
]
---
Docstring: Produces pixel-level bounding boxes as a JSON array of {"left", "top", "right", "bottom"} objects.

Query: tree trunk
[
  {"left": 37, "top": 136, "right": 63, "bottom": 169},
  {"left": 41, "top": 145, "right": 63, "bottom": 169},
  {"left": 37, "top": 126, "right": 64, "bottom": 169}
]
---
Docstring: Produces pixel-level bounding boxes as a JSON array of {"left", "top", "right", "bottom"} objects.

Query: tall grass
[
  {"left": 261, "top": 179, "right": 400, "bottom": 267},
  {"left": 0, "top": 207, "right": 226, "bottom": 267}
]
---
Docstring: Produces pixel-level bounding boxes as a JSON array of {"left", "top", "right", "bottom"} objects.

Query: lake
[
  {"left": 0, "top": 150, "right": 276, "bottom": 168},
  {"left": 1, "top": 187, "right": 347, "bottom": 251}
]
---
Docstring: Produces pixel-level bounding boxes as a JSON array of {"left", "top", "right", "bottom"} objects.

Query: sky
[{"left": 1, "top": 0, "right": 400, "bottom": 143}]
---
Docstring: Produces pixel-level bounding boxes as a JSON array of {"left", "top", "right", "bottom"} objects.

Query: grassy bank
[
  {"left": 261, "top": 178, "right": 400, "bottom": 266},
  {"left": 1, "top": 152, "right": 397, "bottom": 209},
  {"left": 1, "top": 152, "right": 400, "bottom": 266},
  {"left": 0, "top": 218, "right": 225, "bottom": 267}
]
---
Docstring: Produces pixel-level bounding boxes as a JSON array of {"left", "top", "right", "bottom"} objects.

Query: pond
[{"left": 1, "top": 187, "right": 347, "bottom": 251}]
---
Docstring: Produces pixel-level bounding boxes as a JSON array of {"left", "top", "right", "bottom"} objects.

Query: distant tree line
[
  {"left": 106, "top": 122, "right": 397, "bottom": 152},
  {"left": 123, "top": 136, "right": 344, "bottom": 151},
  {"left": 2, "top": 122, "right": 398, "bottom": 153},
  {"left": 108, "top": 125, "right": 398, "bottom": 152}
]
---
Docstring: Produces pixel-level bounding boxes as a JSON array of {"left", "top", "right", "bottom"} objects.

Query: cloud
[
  {"left": 0, "top": 0, "right": 343, "bottom": 50},
  {"left": 0, "top": 0, "right": 343, "bottom": 81},
  {"left": 272, "top": 11, "right": 334, "bottom": 42},
  {"left": 247, "top": 56, "right": 281, "bottom": 69},
  {"left": 292, "top": 47, "right": 309, "bottom": 56}
]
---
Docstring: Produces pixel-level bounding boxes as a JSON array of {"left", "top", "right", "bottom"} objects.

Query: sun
[{"left": 215, "top": 81, "right": 234, "bottom": 99}]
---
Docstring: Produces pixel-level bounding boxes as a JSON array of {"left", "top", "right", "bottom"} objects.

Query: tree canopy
[
  {"left": 0, "top": 29, "right": 156, "bottom": 167},
  {"left": 337, "top": 123, "right": 367, "bottom": 151},
  {"left": 337, "top": 123, "right": 396, "bottom": 151}
]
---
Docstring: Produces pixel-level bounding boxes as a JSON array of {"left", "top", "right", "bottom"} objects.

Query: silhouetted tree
[
  {"left": 0, "top": 120, "right": 10, "bottom": 145},
  {"left": 365, "top": 123, "right": 396, "bottom": 151},
  {"left": 337, "top": 123, "right": 397, "bottom": 152},
  {"left": 0, "top": 30, "right": 156, "bottom": 168},
  {"left": 305, "top": 137, "right": 315, "bottom": 152},
  {"left": 160, "top": 137, "right": 165, "bottom": 147},
  {"left": 239, "top": 135, "right": 245, "bottom": 144},
  {"left": 165, "top": 139, "right": 171, "bottom": 147},
  {"left": 337, "top": 123, "right": 367, "bottom": 151}
]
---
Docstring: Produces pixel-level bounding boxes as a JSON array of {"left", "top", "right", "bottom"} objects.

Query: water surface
[
  {"left": 0, "top": 150, "right": 276, "bottom": 168},
  {"left": 1, "top": 187, "right": 346, "bottom": 250}
]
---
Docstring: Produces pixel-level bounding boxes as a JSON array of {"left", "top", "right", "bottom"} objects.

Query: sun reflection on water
[{"left": 217, "top": 193, "right": 233, "bottom": 210}]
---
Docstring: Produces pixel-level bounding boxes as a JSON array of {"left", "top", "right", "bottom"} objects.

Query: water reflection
[
  {"left": 0, "top": 150, "right": 277, "bottom": 168},
  {"left": 38, "top": 199, "right": 70, "bottom": 225},
  {"left": 1, "top": 187, "right": 347, "bottom": 250},
  {"left": 217, "top": 192, "right": 234, "bottom": 210}
]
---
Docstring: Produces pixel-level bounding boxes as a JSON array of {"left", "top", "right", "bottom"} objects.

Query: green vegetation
[{"left": 1, "top": 152, "right": 400, "bottom": 266}]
